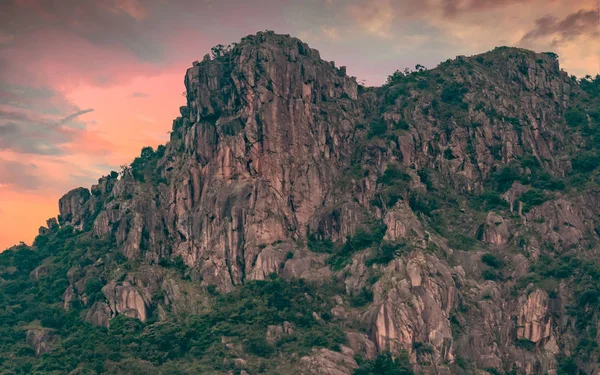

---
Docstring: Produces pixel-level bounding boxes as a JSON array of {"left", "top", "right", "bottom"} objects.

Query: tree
[
  {"left": 565, "top": 109, "right": 586, "bottom": 127},
  {"left": 354, "top": 351, "right": 414, "bottom": 375},
  {"left": 571, "top": 152, "right": 600, "bottom": 173},
  {"left": 386, "top": 70, "right": 405, "bottom": 86},
  {"left": 210, "top": 44, "right": 226, "bottom": 58},
  {"left": 210, "top": 43, "right": 234, "bottom": 59}
]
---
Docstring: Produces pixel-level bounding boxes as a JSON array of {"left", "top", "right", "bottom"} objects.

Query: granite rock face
[
  {"left": 482, "top": 212, "right": 510, "bottom": 245},
  {"left": 367, "top": 254, "right": 455, "bottom": 367},
  {"left": 46, "top": 32, "right": 600, "bottom": 373},
  {"left": 66, "top": 32, "right": 363, "bottom": 293},
  {"left": 299, "top": 348, "right": 358, "bottom": 375},
  {"left": 26, "top": 329, "right": 58, "bottom": 356},
  {"left": 101, "top": 280, "right": 148, "bottom": 322},
  {"left": 517, "top": 289, "right": 552, "bottom": 344}
]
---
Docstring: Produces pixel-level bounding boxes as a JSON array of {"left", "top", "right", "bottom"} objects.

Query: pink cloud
[{"left": 0, "top": 30, "right": 165, "bottom": 90}]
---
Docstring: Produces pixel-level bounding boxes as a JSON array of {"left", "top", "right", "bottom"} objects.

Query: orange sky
[{"left": 0, "top": 0, "right": 598, "bottom": 249}]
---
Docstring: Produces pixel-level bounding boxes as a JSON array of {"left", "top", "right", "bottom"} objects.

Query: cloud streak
[
  {"left": 59, "top": 108, "right": 95, "bottom": 125},
  {"left": 131, "top": 92, "right": 150, "bottom": 98},
  {"left": 520, "top": 9, "right": 599, "bottom": 47}
]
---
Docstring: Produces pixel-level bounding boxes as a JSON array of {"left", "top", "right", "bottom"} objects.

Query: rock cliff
[{"left": 4, "top": 31, "right": 600, "bottom": 374}]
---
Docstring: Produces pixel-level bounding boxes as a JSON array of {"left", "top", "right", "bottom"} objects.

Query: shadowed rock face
[
  {"left": 61, "top": 32, "right": 365, "bottom": 292},
  {"left": 50, "top": 32, "right": 600, "bottom": 374},
  {"left": 26, "top": 329, "right": 58, "bottom": 356},
  {"left": 58, "top": 187, "right": 91, "bottom": 230}
]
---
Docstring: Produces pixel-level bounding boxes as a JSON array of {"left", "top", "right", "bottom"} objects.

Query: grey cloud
[
  {"left": 0, "top": 122, "right": 19, "bottom": 136},
  {"left": 0, "top": 159, "right": 42, "bottom": 190},
  {"left": 0, "top": 0, "right": 165, "bottom": 63},
  {"left": 0, "top": 122, "right": 66, "bottom": 155},
  {"left": 349, "top": 0, "right": 541, "bottom": 19},
  {"left": 387, "top": 0, "right": 561, "bottom": 19},
  {"left": 0, "top": 83, "right": 73, "bottom": 116},
  {"left": 520, "top": 9, "right": 599, "bottom": 47},
  {"left": 0, "top": 109, "right": 34, "bottom": 122},
  {"left": 0, "top": 83, "right": 56, "bottom": 101},
  {"left": 131, "top": 92, "right": 150, "bottom": 98},
  {"left": 0, "top": 104, "right": 95, "bottom": 155},
  {"left": 441, "top": 0, "right": 539, "bottom": 16},
  {"left": 0, "top": 0, "right": 298, "bottom": 67}
]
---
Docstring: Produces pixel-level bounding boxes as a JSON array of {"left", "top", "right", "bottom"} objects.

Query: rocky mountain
[{"left": 2, "top": 31, "right": 600, "bottom": 375}]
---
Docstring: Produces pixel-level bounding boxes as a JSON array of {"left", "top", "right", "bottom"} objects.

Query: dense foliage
[
  {"left": 354, "top": 352, "right": 413, "bottom": 375},
  {"left": 0, "top": 228, "right": 351, "bottom": 374}
]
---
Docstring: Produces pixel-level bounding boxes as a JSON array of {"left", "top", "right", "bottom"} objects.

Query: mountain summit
[{"left": 2, "top": 31, "right": 600, "bottom": 374}]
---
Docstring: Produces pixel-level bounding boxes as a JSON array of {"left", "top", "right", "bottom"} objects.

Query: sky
[{"left": 0, "top": 0, "right": 598, "bottom": 249}]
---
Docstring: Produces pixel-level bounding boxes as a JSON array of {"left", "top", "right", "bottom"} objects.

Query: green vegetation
[
  {"left": 408, "top": 192, "right": 440, "bottom": 216},
  {"left": 354, "top": 351, "right": 413, "bottom": 375},
  {"left": 0, "top": 227, "right": 350, "bottom": 374},
  {"left": 440, "top": 83, "right": 468, "bottom": 104},
  {"left": 0, "top": 224, "right": 358, "bottom": 374},
  {"left": 307, "top": 234, "right": 335, "bottom": 254},
  {"left": 413, "top": 342, "right": 434, "bottom": 355},
  {"left": 557, "top": 356, "right": 583, "bottom": 375},
  {"left": 571, "top": 151, "right": 600, "bottom": 173},
  {"left": 565, "top": 109, "right": 586, "bottom": 127},
  {"left": 564, "top": 75, "right": 600, "bottom": 186},
  {"left": 130, "top": 145, "right": 166, "bottom": 182},
  {"left": 443, "top": 148, "right": 456, "bottom": 160},
  {"left": 327, "top": 222, "right": 387, "bottom": 271},
  {"left": 376, "top": 164, "right": 412, "bottom": 208},
  {"left": 482, "top": 269, "right": 500, "bottom": 281},
  {"left": 518, "top": 189, "right": 547, "bottom": 213},
  {"left": 513, "top": 254, "right": 600, "bottom": 361},
  {"left": 394, "top": 119, "right": 409, "bottom": 130},
  {"left": 469, "top": 191, "right": 509, "bottom": 211},
  {"left": 366, "top": 242, "right": 408, "bottom": 266},
  {"left": 481, "top": 254, "right": 504, "bottom": 269},
  {"left": 385, "top": 70, "right": 406, "bottom": 87},
  {"left": 349, "top": 287, "right": 374, "bottom": 307},
  {"left": 384, "top": 65, "right": 428, "bottom": 87},
  {"left": 446, "top": 233, "right": 477, "bottom": 251},
  {"left": 515, "top": 339, "right": 535, "bottom": 352},
  {"left": 368, "top": 119, "right": 388, "bottom": 138},
  {"left": 379, "top": 165, "right": 411, "bottom": 186},
  {"left": 489, "top": 166, "right": 520, "bottom": 193}
]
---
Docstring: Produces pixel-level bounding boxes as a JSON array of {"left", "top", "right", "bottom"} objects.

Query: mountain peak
[
  {"left": 190, "top": 30, "right": 323, "bottom": 71},
  {"left": 6, "top": 31, "right": 600, "bottom": 375},
  {"left": 180, "top": 31, "right": 356, "bottom": 126}
]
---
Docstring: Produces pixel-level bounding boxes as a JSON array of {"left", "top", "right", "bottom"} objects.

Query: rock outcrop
[
  {"left": 102, "top": 281, "right": 148, "bottom": 322},
  {"left": 517, "top": 289, "right": 552, "bottom": 344},
  {"left": 85, "top": 301, "right": 112, "bottom": 328},
  {"left": 368, "top": 254, "right": 455, "bottom": 365},
  {"left": 482, "top": 212, "right": 511, "bottom": 245},
  {"left": 26, "top": 329, "right": 58, "bottom": 356},
  {"left": 299, "top": 348, "right": 358, "bottom": 375},
  {"left": 346, "top": 331, "right": 377, "bottom": 360},
  {"left": 58, "top": 187, "right": 91, "bottom": 229}
]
